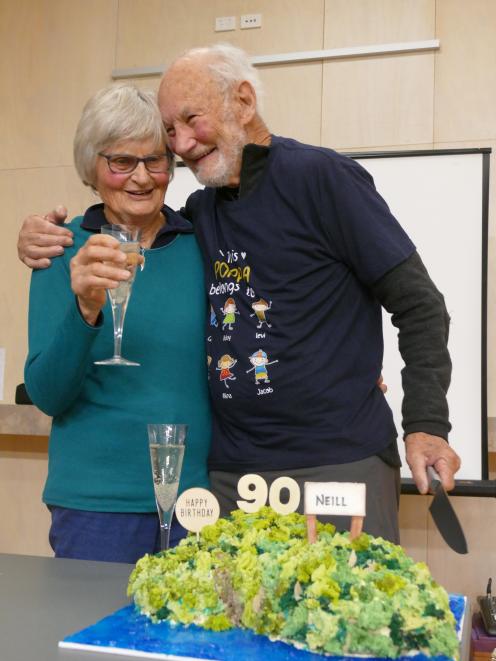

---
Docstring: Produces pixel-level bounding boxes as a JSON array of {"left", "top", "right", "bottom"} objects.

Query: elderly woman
[{"left": 24, "top": 83, "right": 210, "bottom": 562}]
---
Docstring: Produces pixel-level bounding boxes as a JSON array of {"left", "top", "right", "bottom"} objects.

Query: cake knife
[{"left": 427, "top": 466, "right": 468, "bottom": 554}]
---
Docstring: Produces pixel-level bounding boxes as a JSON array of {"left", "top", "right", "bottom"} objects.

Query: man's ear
[{"left": 235, "top": 80, "right": 257, "bottom": 125}]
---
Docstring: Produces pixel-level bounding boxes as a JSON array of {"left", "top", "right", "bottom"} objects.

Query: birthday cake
[{"left": 127, "top": 507, "right": 460, "bottom": 659}]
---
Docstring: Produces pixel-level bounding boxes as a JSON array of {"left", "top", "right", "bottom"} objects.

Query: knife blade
[{"left": 427, "top": 466, "right": 468, "bottom": 554}]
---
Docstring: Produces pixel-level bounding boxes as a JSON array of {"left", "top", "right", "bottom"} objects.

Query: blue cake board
[{"left": 59, "top": 594, "right": 466, "bottom": 661}]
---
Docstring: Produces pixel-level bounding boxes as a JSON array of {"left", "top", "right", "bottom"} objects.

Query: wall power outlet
[{"left": 240, "top": 14, "right": 262, "bottom": 29}]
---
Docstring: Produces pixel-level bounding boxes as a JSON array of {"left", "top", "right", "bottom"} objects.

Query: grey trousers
[{"left": 209, "top": 455, "right": 401, "bottom": 544}]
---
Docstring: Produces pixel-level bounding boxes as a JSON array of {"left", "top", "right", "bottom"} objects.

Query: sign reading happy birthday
[{"left": 175, "top": 487, "right": 220, "bottom": 533}]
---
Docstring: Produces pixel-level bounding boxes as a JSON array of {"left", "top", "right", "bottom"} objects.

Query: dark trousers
[{"left": 47, "top": 506, "right": 187, "bottom": 563}]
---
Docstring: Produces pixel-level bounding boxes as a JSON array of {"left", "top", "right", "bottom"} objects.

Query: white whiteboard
[
  {"left": 358, "top": 152, "right": 488, "bottom": 480},
  {"left": 166, "top": 151, "right": 489, "bottom": 481}
]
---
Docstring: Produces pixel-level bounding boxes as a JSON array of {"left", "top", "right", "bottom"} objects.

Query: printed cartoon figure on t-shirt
[
  {"left": 246, "top": 349, "right": 278, "bottom": 384},
  {"left": 250, "top": 298, "right": 272, "bottom": 328},
  {"left": 217, "top": 354, "right": 237, "bottom": 388},
  {"left": 210, "top": 304, "right": 218, "bottom": 327},
  {"left": 221, "top": 298, "right": 239, "bottom": 331}
]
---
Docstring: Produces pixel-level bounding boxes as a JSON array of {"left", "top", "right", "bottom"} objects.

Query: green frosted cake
[{"left": 128, "top": 507, "right": 459, "bottom": 659}]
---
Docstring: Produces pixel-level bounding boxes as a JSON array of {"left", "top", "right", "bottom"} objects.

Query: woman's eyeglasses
[{"left": 98, "top": 152, "right": 170, "bottom": 174}]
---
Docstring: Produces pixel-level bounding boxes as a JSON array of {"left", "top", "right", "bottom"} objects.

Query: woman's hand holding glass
[{"left": 70, "top": 234, "right": 142, "bottom": 326}]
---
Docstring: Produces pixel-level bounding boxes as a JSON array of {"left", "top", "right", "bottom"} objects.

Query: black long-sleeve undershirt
[{"left": 372, "top": 251, "right": 451, "bottom": 441}]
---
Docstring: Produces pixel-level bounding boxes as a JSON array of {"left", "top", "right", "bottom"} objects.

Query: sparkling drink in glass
[
  {"left": 148, "top": 424, "right": 187, "bottom": 550},
  {"left": 94, "top": 224, "right": 141, "bottom": 366}
]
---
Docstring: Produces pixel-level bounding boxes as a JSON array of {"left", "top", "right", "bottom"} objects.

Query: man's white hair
[{"left": 173, "top": 43, "right": 264, "bottom": 111}]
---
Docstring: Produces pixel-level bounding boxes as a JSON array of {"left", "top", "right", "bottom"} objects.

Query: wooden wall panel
[
  {"left": 259, "top": 64, "right": 323, "bottom": 145},
  {"left": 401, "top": 494, "right": 496, "bottom": 608},
  {"left": 0, "top": 436, "right": 51, "bottom": 556},
  {"left": 0, "top": 0, "right": 118, "bottom": 170},
  {"left": 321, "top": 53, "right": 434, "bottom": 150},
  {"left": 116, "top": 0, "right": 210, "bottom": 68},
  {"left": 434, "top": 0, "right": 496, "bottom": 143},
  {"left": 324, "top": 0, "right": 435, "bottom": 47},
  {"left": 322, "top": 0, "right": 435, "bottom": 150},
  {"left": 116, "top": 0, "right": 325, "bottom": 70},
  {"left": 344, "top": 143, "right": 435, "bottom": 155},
  {"left": 0, "top": 167, "right": 95, "bottom": 404},
  {"left": 398, "top": 494, "right": 429, "bottom": 564},
  {"left": 234, "top": 0, "right": 324, "bottom": 54},
  {"left": 425, "top": 496, "right": 496, "bottom": 606}
]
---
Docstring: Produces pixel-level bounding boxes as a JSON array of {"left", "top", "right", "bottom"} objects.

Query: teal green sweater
[{"left": 25, "top": 214, "right": 211, "bottom": 512}]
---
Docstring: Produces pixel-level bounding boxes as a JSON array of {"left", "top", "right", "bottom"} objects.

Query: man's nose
[{"left": 169, "top": 125, "right": 196, "bottom": 157}]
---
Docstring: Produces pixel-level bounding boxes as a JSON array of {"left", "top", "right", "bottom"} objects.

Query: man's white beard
[{"left": 194, "top": 125, "right": 247, "bottom": 188}]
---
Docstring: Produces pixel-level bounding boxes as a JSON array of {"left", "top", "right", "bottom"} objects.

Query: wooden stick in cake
[
  {"left": 304, "top": 481, "right": 366, "bottom": 543},
  {"left": 350, "top": 515, "right": 364, "bottom": 540},
  {"left": 306, "top": 514, "right": 317, "bottom": 544}
]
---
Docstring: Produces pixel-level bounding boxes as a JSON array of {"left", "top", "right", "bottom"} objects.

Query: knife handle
[{"left": 427, "top": 465, "right": 441, "bottom": 491}]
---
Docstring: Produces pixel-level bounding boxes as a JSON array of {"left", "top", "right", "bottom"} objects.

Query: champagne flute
[
  {"left": 94, "top": 224, "right": 141, "bottom": 366},
  {"left": 148, "top": 424, "right": 187, "bottom": 551}
]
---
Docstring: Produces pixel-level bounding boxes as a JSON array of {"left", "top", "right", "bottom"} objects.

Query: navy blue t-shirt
[{"left": 187, "top": 136, "right": 416, "bottom": 471}]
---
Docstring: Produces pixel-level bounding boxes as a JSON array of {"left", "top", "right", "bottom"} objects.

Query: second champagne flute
[
  {"left": 148, "top": 424, "right": 187, "bottom": 551},
  {"left": 94, "top": 224, "right": 141, "bottom": 366}
]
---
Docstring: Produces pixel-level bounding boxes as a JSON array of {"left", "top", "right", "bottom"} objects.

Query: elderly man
[{"left": 18, "top": 44, "right": 459, "bottom": 543}]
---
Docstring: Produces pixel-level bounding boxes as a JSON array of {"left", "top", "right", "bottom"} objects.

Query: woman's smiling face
[{"left": 95, "top": 136, "right": 170, "bottom": 227}]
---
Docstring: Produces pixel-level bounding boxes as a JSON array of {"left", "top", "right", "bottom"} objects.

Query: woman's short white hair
[
  {"left": 176, "top": 43, "right": 264, "bottom": 111},
  {"left": 73, "top": 83, "right": 173, "bottom": 187}
]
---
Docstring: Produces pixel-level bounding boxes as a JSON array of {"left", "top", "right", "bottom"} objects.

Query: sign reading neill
[{"left": 304, "top": 482, "right": 366, "bottom": 517}]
